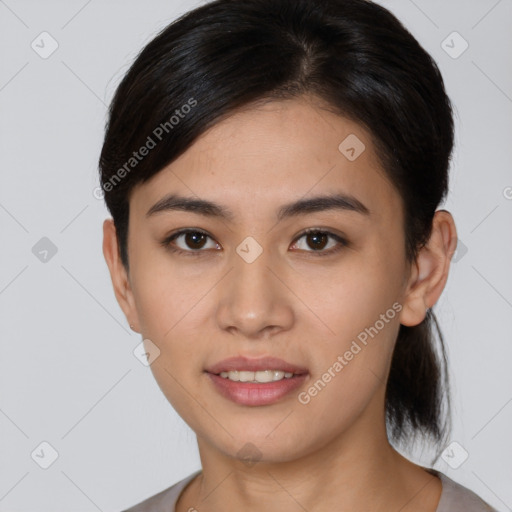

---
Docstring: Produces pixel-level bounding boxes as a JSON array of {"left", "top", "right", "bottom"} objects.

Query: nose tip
[{"left": 215, "top": 251, "right": 294, "bottom": 338}]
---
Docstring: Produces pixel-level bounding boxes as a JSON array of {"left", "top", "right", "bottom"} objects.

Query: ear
[
  {"left": 102, "top": 218, "right": 140, "bottom": 332},
  {"left": 399, "top": 210, "right": 458, "bottom": 327}
]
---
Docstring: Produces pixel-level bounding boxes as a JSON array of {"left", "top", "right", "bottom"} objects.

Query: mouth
[{"left": 204, "top": 356, "right": 309, "bottom": 406}]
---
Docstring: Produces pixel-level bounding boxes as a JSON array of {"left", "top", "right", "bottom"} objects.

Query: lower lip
[{"left": 206, "top": 372, "right": 308, "bottom": 406}]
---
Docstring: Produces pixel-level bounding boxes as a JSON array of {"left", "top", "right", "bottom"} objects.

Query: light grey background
[{"left": 1, "top": 0, "right": 511, "bottom": 510}]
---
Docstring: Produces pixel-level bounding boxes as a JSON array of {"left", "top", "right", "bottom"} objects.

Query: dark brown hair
[{"left": 99, "top": 0, "right": 454, "bottom": 454}]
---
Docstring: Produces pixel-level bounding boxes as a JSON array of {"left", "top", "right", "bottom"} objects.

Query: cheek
[
  {"left": 129, "top": 244, "right": 206, "bottom": 335},
  {"left": 129, "top": 256, "right": 217, "bottom": 389},
  {"left": 293, "top": 247, "right": 402, "bottom": 346},
  {"left": 295, "top": 249, "right": 402, "bottom": 410},
  {"left": 298, "top": 308, "right": 399, "bottom": 435}
]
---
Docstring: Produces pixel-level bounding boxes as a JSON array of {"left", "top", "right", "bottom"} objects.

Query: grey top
[{"left": 122, "top": 468, "right": 497, "bottom": 512}]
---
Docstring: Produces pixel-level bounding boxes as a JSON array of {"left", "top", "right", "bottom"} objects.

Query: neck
[{"left": 177, "top": 395, "right": 442, "bottom": 512}]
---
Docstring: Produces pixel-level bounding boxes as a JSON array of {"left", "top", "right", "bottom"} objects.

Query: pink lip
[
  {"left": 206, "top": 372, "right": 308, "bottom": 406},
  {"left": 205, "top": 356, "right": 308, "bottom": 375},
  {"left": 204, "top": 356, "right": 309, "bottom": 406}
]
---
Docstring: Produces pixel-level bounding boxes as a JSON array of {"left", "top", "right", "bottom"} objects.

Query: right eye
[{"left": 160, "top": 229, "right": 220, "bottom": 256}]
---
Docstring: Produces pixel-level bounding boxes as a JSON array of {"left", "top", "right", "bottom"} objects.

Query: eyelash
[{"left": 160, "top": 228, "right": 348, "bottom": 258}]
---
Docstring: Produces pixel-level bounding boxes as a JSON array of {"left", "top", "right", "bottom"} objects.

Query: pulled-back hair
[{"left": 99, "top": 0, "right": 454, "bottom": 454}]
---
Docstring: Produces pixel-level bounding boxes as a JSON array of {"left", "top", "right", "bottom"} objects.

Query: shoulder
[
  {"left": 120, "top": 468, "right": 498, "bottom": 512},
  {"left": 121, "top": 470, "right": 201, "bottom": 512},
  {"left": 433, "top": 470, "right": 497, "bottom": 512}
]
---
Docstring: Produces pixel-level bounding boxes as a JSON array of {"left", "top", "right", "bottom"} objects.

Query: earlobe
[
  {"left": 399, "top": 210, "right": 458, "bottom": 327},
  {"left": 399, "top": 258, "right": 430, "bottom": 326},
  {"left": 102, "top": 219, "right": 140, "bottom": 332}
]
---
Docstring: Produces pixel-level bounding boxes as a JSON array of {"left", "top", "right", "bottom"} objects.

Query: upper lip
[{"left": 205, "top": 356, "right": 308, "bottom": 375}]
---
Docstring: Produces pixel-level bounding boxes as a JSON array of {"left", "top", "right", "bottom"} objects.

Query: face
[{"left": 109, "top": 96, "right": 417, "bottom": 465}]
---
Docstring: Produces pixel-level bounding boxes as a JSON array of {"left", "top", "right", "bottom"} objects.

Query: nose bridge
[
  {"left": 237, "top": 242, "right": 272, "bottom": 292},
  {"left": 231, "top": 238, "right": 276, "bottom": 308}
]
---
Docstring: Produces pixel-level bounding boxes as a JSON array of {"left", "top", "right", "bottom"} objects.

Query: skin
[{"left": 103, "top": 95, "right": 457, "bottom": 512}]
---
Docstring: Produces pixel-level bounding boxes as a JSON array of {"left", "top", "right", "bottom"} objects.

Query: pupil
[
  {"left": 308, "top": 232, "right": 327, "bottom": 250},
  {"left": 186, "top": 232, "right": 206, "bottom": 249}
]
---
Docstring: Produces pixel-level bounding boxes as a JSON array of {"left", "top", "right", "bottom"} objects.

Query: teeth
[{"left": 218, "top": 370, "right": 295, "bottom": 382}]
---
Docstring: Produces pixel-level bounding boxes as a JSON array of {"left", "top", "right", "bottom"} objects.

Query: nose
[{"left": 215, "top": 245, "right": 295, "bottom": 339}]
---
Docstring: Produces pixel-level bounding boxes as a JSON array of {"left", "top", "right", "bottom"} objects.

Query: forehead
[{"left": 130, "top": 96, "right": 400, "bottom": 223}]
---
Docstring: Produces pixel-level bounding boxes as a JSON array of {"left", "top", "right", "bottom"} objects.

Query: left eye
[
  {"left": 161, "top": 228, "right": 347, "bottom": 256},
  {"left": 291, "top": 230, "right": 347, "bottom": 254}
]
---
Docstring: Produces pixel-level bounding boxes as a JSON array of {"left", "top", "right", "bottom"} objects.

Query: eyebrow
[{"left": 146, "top": 192, "right": 370, "bottom": 222}]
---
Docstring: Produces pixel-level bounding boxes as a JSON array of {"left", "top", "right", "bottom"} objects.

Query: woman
[{"left": 99, "top": 0, "right": 497, "bottom": 510}]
